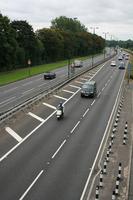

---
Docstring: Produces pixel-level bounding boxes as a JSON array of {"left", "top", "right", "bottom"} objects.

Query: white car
[{"left": 111, "top": 61, "right": 116, "bottom": 67}]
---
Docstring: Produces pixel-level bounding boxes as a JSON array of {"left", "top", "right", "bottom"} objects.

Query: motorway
[
  {"left": 0, "top": 52, "right": 113, "bottom": 114},
  {"left": 0, "top": 54, "right": 126, "bottom": 200}
]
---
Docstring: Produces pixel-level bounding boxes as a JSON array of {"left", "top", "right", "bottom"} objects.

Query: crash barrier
[
  {"left": 0, "top": 53, "right": 116, "bottom": 124},
  {"left": 90, "top": 95, "right": 129, "bottom": 200}
]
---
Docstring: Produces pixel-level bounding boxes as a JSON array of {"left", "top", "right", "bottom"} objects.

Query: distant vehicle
[
  {"left": 81, "top": 80, "right": 97, "bottom": 98},
  {"left": 125, "top": 54, "right": 129, "bottom": 60},
  {"left": 44, "top": 71, "right": 56, "bottom": 79},
  {"left": 110, "top": 61, "right": 116, "bottom": 67},
  {"left": 119, "top": 62, "right": 125, "bottom": 70},
  {"left": 73, "top": 60, "right": 83, "bottom": 67},
  {"left": 118, "top": 56, "right": 123, "bottom": 60}
]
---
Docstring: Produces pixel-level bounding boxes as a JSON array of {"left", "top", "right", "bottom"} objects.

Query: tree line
[
  {"left": 107, "top": 39, "right": 133, "bottom": 51},
  {"left": 0, "top": 14, "right": 105, "bottom": 72}
]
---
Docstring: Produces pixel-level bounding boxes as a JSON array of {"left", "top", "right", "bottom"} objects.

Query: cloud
[{"left": 0, "top": 0, "right": 133, "bottom": 40}]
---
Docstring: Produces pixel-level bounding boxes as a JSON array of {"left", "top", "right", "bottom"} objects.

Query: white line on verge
[
  {"left": 75, "top": 80, "right": 84, "bottom": 84},
  {"left": 80, "top": 78, "right": 88, "bottom": 81},
  {"left": 62, "top": 89, "right": 74, "bottom": 94},
  {"left": 53, "top": 95, "right": 67, "bottom": 100},
  {"left": 52, "top": 140, "right": 66, "bottom": 159},
  {"left": 19, "top": 170, "right": 44, "bottom": 200},
  {"left": 69, "top": 84, "right": 81, "bottom": 89},
  {"left": 5, "top": 127, "right": 22, "bottom": 142},
  {"left": 42, "top": 102, "right": 56, "bottom": 110},
  {"left": 28, "top": 112, "right": 45, "bottom": 122}
]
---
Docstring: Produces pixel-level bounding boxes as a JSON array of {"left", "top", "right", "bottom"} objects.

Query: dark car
[{"left": 44, "top": 71, "right": 56, "bottom": 79}]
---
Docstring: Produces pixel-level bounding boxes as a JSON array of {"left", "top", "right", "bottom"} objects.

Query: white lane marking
[
  {"left": 83, "top": 108, "right": 90, "bottom": 117},
  {"left": 69, "top": 84, "right": 81, "bottom": 89},
  {"left": 80, "top": 67, "right": 126, "bottom": 200},
  {"left": 80, "top": 78, "right": 88, "bottom": 81},
  {"left": 5, "top": 127, "right": 22, "bottom": 142},
  {"left": 4, "top": 87, "right": 18, "bottom": 93},
  {"left": 97, "top": 92, "right": 101, "bottom": 97},
  {"left": 37, "top": 83, "right": 47, "bottom": 87},
  {"left": 53, "top": 95, "right": 67, "bottom": 100},
  {"left": 62, "top": 89, "right": 74, "bottom": 94},
  {"left": 0, "top": 96, "right": 16, "bottom": 105},
  {"left": 19, "top": 170, "right": 44, "bottom": 200},
  {"left": 91, "top": 100, "right": 95, "bottom": 106},
  {"left": 52, "top": 140, "right": 66, "bottom": 159},
  {"left": 43, "top": 102, "right": 56, "bottom": 110},
  {"left": 75, "top": 81, "right": 84, "bottom": 84},
  {"left": 71, "top": 121, "right": 80, "bottom": 133},
  {"left": 22, "top": 88, "right": 34, "bottom": 95},
  {"left": 83, "top": 75, "right": 91, "bottom": 78},
  {"left": 28, "top": 112, "right": 45, "bottom": 122},
  {"left": 22, "top": 81, "right": 33, "bottom": 86},
  {"left": 102, "top": 87, "right": 105, "bottom": 91},
  {"left": 105, "top": 82, "right": 107, "bottom": 87}
]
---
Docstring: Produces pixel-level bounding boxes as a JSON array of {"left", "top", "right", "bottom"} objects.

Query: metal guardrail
[{"left": 0, "top": 54, "right": 116, "bottom": 123}]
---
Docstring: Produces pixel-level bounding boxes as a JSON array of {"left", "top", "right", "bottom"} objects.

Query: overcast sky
[{"left": 0, "top": 0, "right": 133, "bottom": 40}]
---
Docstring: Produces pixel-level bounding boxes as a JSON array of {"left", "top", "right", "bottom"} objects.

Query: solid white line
[
  {"left": 19, "top": 170, "right": 44, "bottom": 200},
  {"left": 75, "top": 81, "right": 84, "bottom": 84},
  {"left": 28, "top": 112, "right": 44, "bottom": 122},
  {"left": 69, "top": 84, "right": 81, "bottom": 89},
  {"left": 83, "top": 108, "right": 90, "bottom": 117},
  {"left": 5, "top": 127, "right": 22, "bottom": 142},
  {"left": 71, "top": 121, "right": 80, "bottom": 133},
  {"left": 0, "top": 96, "right": 16, "bottom": 105},
  {"left": 62, "top": 89, "right": 74, "bottom": 94},
  {"left": 80, "top": 68, "right": 126, "bottom": 200},
  {"left": 52, "top": 140, "right": 66, "bottom": 159},
  {"left": 53, "top": 95, "right": 67, "bottom": 100},
  {"left": 42, "top": 102, "right": 56, "bottom": 110},
  {"left": 22, "top": 88, "right": 34, "bottom": 95},
  {"left": 91, "top": 100, "right": 95, "bottom": 106}
]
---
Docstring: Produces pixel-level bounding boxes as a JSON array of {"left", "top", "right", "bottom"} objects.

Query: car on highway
[
  {"left": 110, "top": 61, "right": 116, "bottom": 67},
  {"left": 44, "top": 71, "right": 56, "bottom": 79},
  {"left": 119, "top": 62, "right": 125, "bottom": 70},
  {"left": 118, "top": 56, "right": 123, "bottom": 60},
  {"left": 81, "top": 80, "right": 97, "bottom": 98},
  {"left": 73, "top": 60, "right": 83, "bottom": 67}
]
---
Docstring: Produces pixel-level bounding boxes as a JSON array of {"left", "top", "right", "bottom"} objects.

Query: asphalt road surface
[
  {"left": 0, "top": 54, "right": 127, "bottom": 200},
  {"left": 0, "top": 52, "right": 114, "bottom": 113}
]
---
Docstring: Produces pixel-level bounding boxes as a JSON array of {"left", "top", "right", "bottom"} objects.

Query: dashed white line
[
  {"left": 71, "top": 121, "right": 80, "bottom": 133},
  {"left": 52, "top": 140, "right": 66, "bottom": 159},
  {"left": 28, "top": 112, "right": 45, "bottom": 122},
  {"left": 5, "top": 127, "right": 22, "bottom": 142},
  {"left": 22, "top": 81, "right": 33, "bottom": 86},
  {"left": 37, "top": 83, "right": 47, "bottom": 87},
  {"left": 4, "top": 87, "right": 18, "bottom": 93},
  {"left": 63, "top": 89, "right": 74, "bottom": 94},
  {"left": 91, "top": 100, "right": 96, "bottom": 106},
  {"left": 53, "top": 95, "right": 67, "bottom": 100},
  {"left": 19, "top": 170, "right": 44, "bottom": 200},
  {"left": 83, "top": 108, "right": 90, "bottom": 117},
  {"left": 43, "top": 102, "right": 56, "bottom": 110},
  {"left": 97, "top": 92, "right": 101, "bottom": 97},
  {"left": 105, "top": 83, "right": 107, "bottom": 87},
  {"left": 102, "top": 87, "right": 105, "bottom": 91}
]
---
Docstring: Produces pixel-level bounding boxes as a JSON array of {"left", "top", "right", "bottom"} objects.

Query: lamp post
[
  {"left": 103, "top": 32, "right": 109, "bottom": 59},
  {"left": 90, "top": 27, "right": 99, "bottom": 66}
]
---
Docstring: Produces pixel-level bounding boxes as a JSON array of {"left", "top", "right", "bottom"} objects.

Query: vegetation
[{"left": 0, "top": 13, "right": 105, "bottom": 75}]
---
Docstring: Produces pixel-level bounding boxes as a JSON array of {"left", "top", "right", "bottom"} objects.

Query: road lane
[{"left": 0, "top": 60, "right": 125, "bottom": 199}]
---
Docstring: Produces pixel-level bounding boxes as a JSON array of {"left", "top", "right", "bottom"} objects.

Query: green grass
[{"left": 0, "top": 55, "right": 95, "bottom": 86}]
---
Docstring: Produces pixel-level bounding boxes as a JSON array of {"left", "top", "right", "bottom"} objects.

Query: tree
[
  {"left": 51, "top": 16, "right": 87, "bottom": 33},
  {"left": 0, "top": 13, "right": 17, "bottom": 71},
  {"left": 11, "top": 20, "right": 38, "bottom": 66}
]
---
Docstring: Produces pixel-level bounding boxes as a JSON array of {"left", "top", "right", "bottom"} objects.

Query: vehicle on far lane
[
  {"left": 110, "top": 61, "right": 116, "bottom": 67},
  {"left": 44, "top": 71, "right": 56, "bottom": 80},
  {"left": 119, "top": 61, "right": 125, "bottom": 70},
  {"left": 73, "top": 60, "right": 83, "bottom": 67}
]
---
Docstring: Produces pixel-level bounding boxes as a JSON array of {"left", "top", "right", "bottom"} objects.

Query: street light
[
  {"left": 103, "top": 32, "right": 109, "bottom": 59},
  {"left": 90, "top": 27, "right": 99, "bottom": 66}
]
